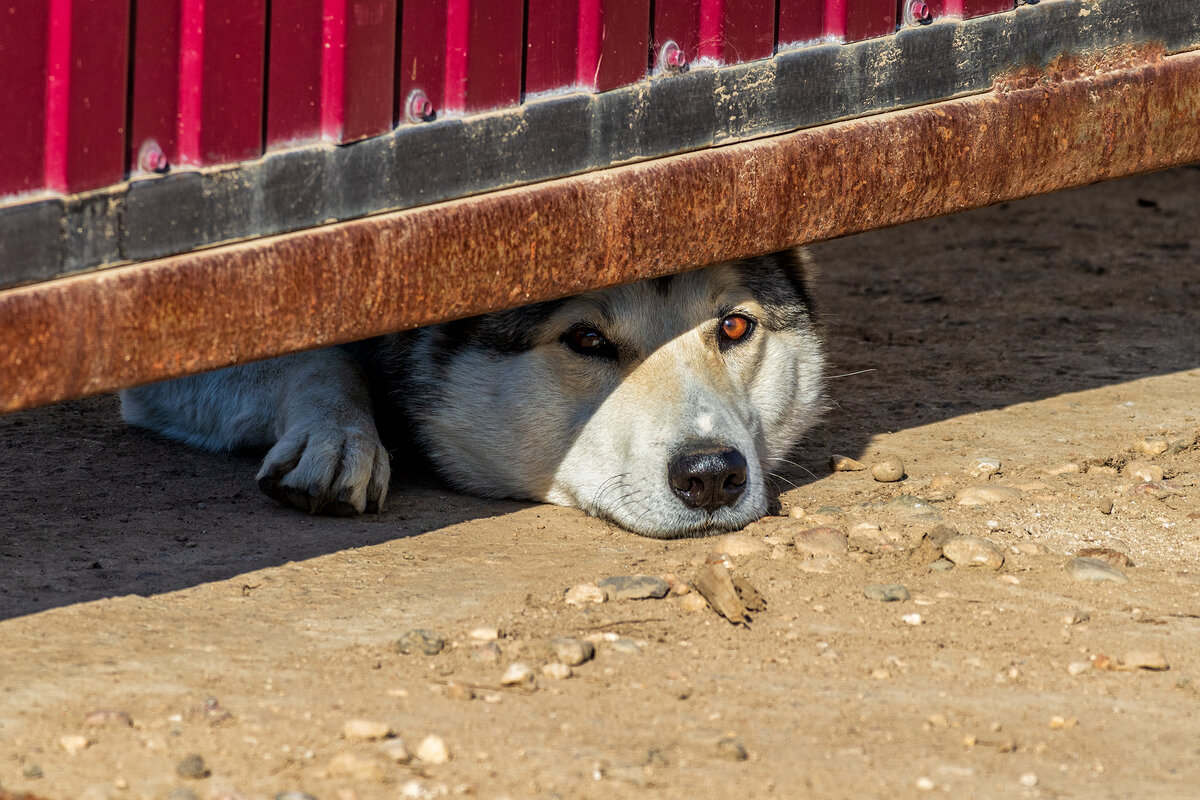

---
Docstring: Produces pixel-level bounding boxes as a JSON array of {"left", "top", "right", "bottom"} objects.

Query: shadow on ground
[{"left": 1, "top": 165, "right": 1196, "bottom": 619}]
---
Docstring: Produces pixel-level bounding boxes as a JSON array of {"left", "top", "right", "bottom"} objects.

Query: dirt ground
[{"left": 3, "top": 164, "right": 1200, "bottom": 800}]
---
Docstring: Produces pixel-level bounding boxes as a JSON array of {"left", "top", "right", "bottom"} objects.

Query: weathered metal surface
[
  {"left": 3, "top": 47, "right": 1198, "bottom": 413},
  {"left": 4, "top": 0, "right": 1200, "bottom": 287}
]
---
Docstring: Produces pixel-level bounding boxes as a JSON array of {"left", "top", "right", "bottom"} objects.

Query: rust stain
[{"left": 3, "top": 49, "right": 1200, "bottom": 413}]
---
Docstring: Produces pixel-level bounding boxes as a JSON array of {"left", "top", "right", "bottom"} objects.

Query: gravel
[
  {"left": 830, "top": 454, "right": 867, "bottom": 471},
  {"left": 551, "top": 637, "right": 595, "bottom": 666},
  {"left": 942, "top": 536, "right": 1005, "bottom": 570},
  {"left": 793, "top": 527, "right": 848, "bottom": 557},
  {"left": 395, "top": 629, "right": 445, "bottom": 656},
  {"left": 709, "top": 533, "right": 770, "bottom": 559},
  {"left": 416, "top": 734, "right": 451, "bottom": 765},
  {"left": 564, "top": 583, "right": 607, "bottom": 605},
  {"left": 871, "top": 455, "right": 905, "bottom": 482},
  {"left": 598, "top": 575, "right": 670, "bottom": 600},
  {"left": 864, "top": 584, "right": 910, "bottom": 602},
  {"left": 955, "top": 485, "right": 1024, "bottom": 506},
  {"left": 176, "top": 754, "right": 211, "bottom": 780},
  {"left": 343, "top": 719, "right": 392, "bottom": 741},
  {"left": 1064, "top": 557, "right": 1130, "bottom": 584}
]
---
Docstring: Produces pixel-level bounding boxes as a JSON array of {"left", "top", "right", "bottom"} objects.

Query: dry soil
[{"left": 2, "top": 165, "right": 1200, "bottom": 800}]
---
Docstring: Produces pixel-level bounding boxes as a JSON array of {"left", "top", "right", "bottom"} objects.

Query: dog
[{"left": 121, "top": 249, "right": 826, "bottom": 538}]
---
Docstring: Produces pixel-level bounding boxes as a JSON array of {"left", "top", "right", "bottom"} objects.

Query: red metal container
[
  {"left": 267, "top": 0, "right": 398, "bottom": 147},
  {"left": 129, "top": 0, "right": 267, "bottom": 171},
  {"left": 927, "top": 0, "right": 1013, "bottom": 19},
  {"left": 525, "top": 0, "right": 651, "bottom": 94},
  {"left": 777, "top": 0, "right": 896, "bottom": 46},
  {"left": 398, "top": 0, "right": 524, "bottom": 118},
  {"left": 652, "top": 0, "right": 776, "bottom": 68},
  {"left": 0, "top": 0, "right": 129, "bottom": 196}
]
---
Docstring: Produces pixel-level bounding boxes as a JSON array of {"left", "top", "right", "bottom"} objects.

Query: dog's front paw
[{"left": 255, "top": 423, "right": 391, "bottom": 515}]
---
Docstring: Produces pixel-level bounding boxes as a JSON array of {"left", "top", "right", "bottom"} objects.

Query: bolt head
[
  {"left": 407, "top": 91, "right": 435, "bottom": 123},
  {"left": 138, "top": 142, "right": 169, "bottom": 174},
  {"left": 659, "top": 41, "right": 687, "bottom": 72}
]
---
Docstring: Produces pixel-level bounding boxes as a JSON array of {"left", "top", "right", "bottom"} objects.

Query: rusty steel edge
[{"left": 3, "top": 49, "right": 1200, "bottom": 413}]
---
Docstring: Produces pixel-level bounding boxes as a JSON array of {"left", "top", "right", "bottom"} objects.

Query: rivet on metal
[
  {"left": 406, "top": 90, "right": 436, "bottom": 123},
  {"left": 904, "top": 0, "right": 933, "bottom": 25},
  {"left": 659, "top": 41, "right": 688, "bottom": 73},
  {"left": 138, "top": 141, "right": 169, "bottom": 174}
]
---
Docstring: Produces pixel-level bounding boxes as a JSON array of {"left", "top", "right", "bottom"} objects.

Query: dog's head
[{"left": 402, "top": 250, "right": 826, "bottom": 538}]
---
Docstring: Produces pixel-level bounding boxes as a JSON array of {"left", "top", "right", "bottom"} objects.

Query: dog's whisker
[
  {"left": 827, "top": 368, "right": 876, "bottom": 379},
  {"left": 774, "top": 457, "right": 818, "bottom": 480}
]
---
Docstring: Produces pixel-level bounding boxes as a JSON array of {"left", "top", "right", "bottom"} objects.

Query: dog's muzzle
[{"left": 667, "top": 443, "right": 748, "bottom": 514}]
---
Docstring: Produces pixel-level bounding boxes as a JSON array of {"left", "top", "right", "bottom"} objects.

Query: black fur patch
[{"left": 732, "top": 249, "right": 815, "bottom": 330}]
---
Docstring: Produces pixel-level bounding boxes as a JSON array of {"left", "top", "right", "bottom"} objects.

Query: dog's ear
[{"left": 767, "top": 247, "right": 818, "bottom": 314}]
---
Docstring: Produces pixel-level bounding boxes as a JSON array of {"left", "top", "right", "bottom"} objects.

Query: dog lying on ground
[{"left": 121, "top": 249, "right": 825, "bottom": 538}]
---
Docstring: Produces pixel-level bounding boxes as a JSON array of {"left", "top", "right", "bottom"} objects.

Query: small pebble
[
  {"left": 416, "top": 735, "right": 451, "bottom": 765},
  {"left": 915, "top": 777, "right": 936, "bottom": 791},
  {"left": 928, "top": 474, "right": 956, "bottom": 492},
  {"left": 610, "top": 638, "right": 644, "bottom": 655},
  {"left": 1138, "top": 437, "right": 1170, "bottom": 456},
  {"left": 343, "top": 719, "right": 392, "bottom": 741},
  {"left": 1096, "top": 497, "right": 1114, "bottom": 515},
  {"left": 1076, "top": 547, "right": 1133, "bottom": 568},
  {"left": 176, "top": 754, "right": 211, "bottom": 780},
  {"left": 1124, "top": 460, "right": 1164, "bottom": 482},
  {"left": 551, "top": 637, "right": 595, "bottom": 666},
  {"left": 60, "top": 734, "right": 91, "bottom": 755},
  {"left": 830, "top": 454, "right": 866, "bottom": 471},
  {"left": 598, "top": 575, "right": 670, "bottom": 600},
  {"left": 1087, "top": 465, "right": 1119, "bottom": 476},
  {"left": 1019, "top": 773, "right": 1039, "bottom": 788},
  {"left": 542, "top": 662, "right": 573, "bottom": 680},
  {"left": 395, "top": 629, "right": 445, "bottom": 656},
  {"left": 793, "top": 527, "right": 848, "bottom": 557},
  {"left": 710, "top": 533, "right": 770, "bottom": 559},
  {"left": 442, "top": 681, "right": 475, "bottom": 701},
  {"left": 942, "top": 536, "right": 1005, "bottom": 570},
  {"left": 380, "top": 738, "right": 412, "bottom": 764},
  {"left": 788, "top": 506, "right": 807, "bottom": 519},
  {"left": 1121, "top": 650, "right": 1169, "bottom": 671},
  {"left": 871, "top": 455, "right": 905, "bottom": 482},
  {"left": 680, "top": 593, "right": 709, "bottom": 612},
  {"left": 714, "top": 736, "right": 748, "bottom": 761},
  {"left": 1064, "top": 557, "right": 1130, "bottom": 584},
  {"left": 166, "top": 789, "right": 199, "bottom": 800},
  {"left": 22, "top": 763, "right": 44, "bottom": 779},
  {"left": 1042, "top": 462, "right": 1081, "bottom": 476},
  {"left": 469, "top": 626, "right": 500, "bottom": 642},
  {"left": 564, "top": 583, "right": 607, "bottom": 606},
  {"left": 955, "top": 485, "right": 1023, "bottom": 506},
  {"left": 888, "top": 494, "right": 937, "bottom": 514},
  {"left": 864, "top": 584, "right": 910, "bottom": 602},
  {"left": 848, "top": 524, "right": 899, "bottom": 554},
  {"left": 1068, "top": 661, "right": 1092, "bottom": 676},
  {"left": 929, "top": 558, "right": 955, "bottom": 571},
  {"left": 1061, "top": 610, "right": 1090, "bottom": 625},
  {"left": 328, "top": 752, "right": 384, "bottom": 780},
  {"left": 276, "top": 793, "right": 318, "bottom": 800},
  {"left": 84, "top": 709, "right": 133, "bottom": 727},
  {"left": 500, "top": 662, "right": 535, "bottom": 686},
  {"left": 1013, "top": 541, "right": 1050, "bottom": 555},
  {"left": 471, "top": 642, "right": 502, "bottom": 665},
  {"left": 967, "top": 457, "right": 1001, "bottom": 479},
  {"left": 901, "top": 613, "right": 923, "bottom": 625}
]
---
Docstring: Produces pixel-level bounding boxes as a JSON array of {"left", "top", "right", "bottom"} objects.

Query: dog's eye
[
  {"left": 719, "top": 314, "right": 755, "bottom": 345},
  {"left": 562, "top": 325, "right": 618, "bottom": 359}
]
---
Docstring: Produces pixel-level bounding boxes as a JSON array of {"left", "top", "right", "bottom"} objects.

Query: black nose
[{"left": 668, "top": 445, "right": 748, "bottom": 513}]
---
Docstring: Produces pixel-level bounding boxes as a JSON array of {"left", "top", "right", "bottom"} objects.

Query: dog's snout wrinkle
[{"left": 667, "top": 445, "right": 748, "bottom": 514}]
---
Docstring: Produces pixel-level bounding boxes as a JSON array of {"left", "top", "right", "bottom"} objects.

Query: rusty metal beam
[{"left": 3, "top": 47, "right": 1200, "bottom": 413}]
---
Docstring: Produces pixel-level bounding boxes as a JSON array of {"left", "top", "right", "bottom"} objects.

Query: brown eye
[
  {"left": 562, "top": 324, "right": 618, "bottom": 360},
  {"left": 719, "top": 314, "right": 754, "bottom": 343}
]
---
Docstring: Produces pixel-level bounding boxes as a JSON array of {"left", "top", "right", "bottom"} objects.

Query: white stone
[{"left": 416, "top": 734, "right": 451, "bottom": 765}]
